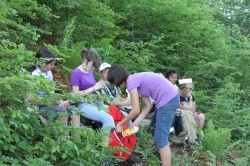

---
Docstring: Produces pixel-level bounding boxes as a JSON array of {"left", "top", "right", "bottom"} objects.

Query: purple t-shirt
[
  {"left": 70, "top": 68, "right": 96, "bottom": 91},
  {"left": 127, "top": 72, "right": 178, "bottom": 109}
]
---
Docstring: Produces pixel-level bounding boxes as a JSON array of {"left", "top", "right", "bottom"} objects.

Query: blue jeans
[
  {"left": 78, "top": 102, "right": 115, "bottom": 131},
  {"left": 154, "top": 95, "right": 180, "bottom": 148},
  {"left": 39, "top": 105, "right": 73, "bottom": 120}
]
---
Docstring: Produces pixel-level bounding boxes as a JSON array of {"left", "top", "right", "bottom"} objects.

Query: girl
[
  {"left": 70, "top": 49, "right": 115, "bottom": 147},
  {"left": 107, "top": 64, "right": 180, "bottom": 166},
  {"left": 31, "top": 47, "right": 80, "bottom": 127}
]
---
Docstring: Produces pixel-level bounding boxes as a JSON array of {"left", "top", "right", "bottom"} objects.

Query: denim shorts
[{"left": 154, "top": 94, "right": 180, "bottom": 148}]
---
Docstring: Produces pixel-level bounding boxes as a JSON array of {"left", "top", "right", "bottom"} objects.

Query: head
[
  {"left": 36, "top": 47, "right": 56, "bottom": 72},
  {"left": 165, "top": 70, "right": 178, "bottom": 85},
  {"left": 80, "top": 49, "right": 101, "bottom": 71},
  {"left": 184, "top": 83, "right": 194, "bottom": 93},
  {"left": 99, "top": 62, "right": 111, "bottom": 81},
  {"left": 107, "top": 64, "right": 129, "bottom": 87}
]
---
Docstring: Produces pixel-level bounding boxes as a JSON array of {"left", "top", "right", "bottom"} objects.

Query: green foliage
[
  {"left": 134, "top": 130, "right": 160, "bottom": 165},
  {"left": 207, "top": 77, "right": 250, "bottom": 140},
  {"left": 200, "top": 120, "right": 231, "bottom": 160},
  {"left": 1, "top": 0, "right": 250, "bottom": 164},
  {"left": 63, "top": 42, "right": 86, "bottom": 71},
  {"left": 37, "top": 0, "right": 118, "bottom": 45},
  {"left": 0, "top": 0, "right": 54, "bottom": 44}
]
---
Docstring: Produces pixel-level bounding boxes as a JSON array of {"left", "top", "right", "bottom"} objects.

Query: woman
[
  {"left": 107, "top": 64, "right": 179, "bottom": 166},
  {"left": 70, "top": 49, "right": 115, "bottom": 146}
]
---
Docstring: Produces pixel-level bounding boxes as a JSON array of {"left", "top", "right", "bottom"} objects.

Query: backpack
[{"left": 108, "top": 106, "right": 137, "bottom": 160}]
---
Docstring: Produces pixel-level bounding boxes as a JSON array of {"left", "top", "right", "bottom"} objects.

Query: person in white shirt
[{"left": 30, "top": 47, "right": 80, "bottom": 127}]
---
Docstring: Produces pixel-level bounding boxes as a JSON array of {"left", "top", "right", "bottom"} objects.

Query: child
[
  {"left": 70, "top": 49, "right": 115, "bottom": 147},
  {"left": 31, "top": 47, "right": 80, "bottom": 127}
]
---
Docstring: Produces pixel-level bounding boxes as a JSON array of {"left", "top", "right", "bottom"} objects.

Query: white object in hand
[{"left": 178, "top": 78, "right": 192, "bottom": 84}]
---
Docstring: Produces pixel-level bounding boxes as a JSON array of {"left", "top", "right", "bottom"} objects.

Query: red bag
[{"left": 108, "top": 106, "right": 137, "bottom": 160}]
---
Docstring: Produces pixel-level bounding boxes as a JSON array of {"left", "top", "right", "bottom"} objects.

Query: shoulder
[
  {"left": 71, "top": 68, "right": 81, "bottom": 76},
  {"left": 32, "top": 70, "right": 39, "bottom": 76}
]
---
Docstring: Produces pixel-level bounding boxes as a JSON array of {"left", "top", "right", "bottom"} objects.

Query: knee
[
  {"left": 105, "top": 114, "right": 114, "bottom": 122},
  {"left": 199, "top": 113, "right": 206, "bottom": 122}
]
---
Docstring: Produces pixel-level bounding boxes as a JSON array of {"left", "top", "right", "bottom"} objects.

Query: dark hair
[
  {"left": 165, "top": 70, "right": 177, "bottom": 78},
  {"left": 107, "top": 64, "right": 130, "bottom": 86},
  {"left": 80, "top": 49, "right": 101, "bottom": 69},
  {"left": 36, "top": 47, "right": 56, "bottom": 65}
]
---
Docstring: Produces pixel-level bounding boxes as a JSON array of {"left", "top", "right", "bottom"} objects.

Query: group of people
[{"left": 29, "top": 47, "right": 205, "bottom": 166}]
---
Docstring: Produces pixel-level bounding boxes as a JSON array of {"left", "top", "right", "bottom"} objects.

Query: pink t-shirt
[{"left": 127, "top": 72, "right": 178, "bottom": 109}]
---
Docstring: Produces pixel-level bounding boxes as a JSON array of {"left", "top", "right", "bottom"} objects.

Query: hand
[
  {"left": 187, "top": 93, "right": 192, "bottom": 100},
  {"left": 93, "top": 80, "right": 105, "bottom": 91},
  {"left": 122, "top": 98, "right": 131, "bottom": 106},
  {"left": 131, "top": 121, "right": 139, "bottom": 128},
  {"left": 59, "top": 100, "right": 70, "bottom": 107},
  {"left": 115, "top": 123, "right": 123, "bottom": 133}
]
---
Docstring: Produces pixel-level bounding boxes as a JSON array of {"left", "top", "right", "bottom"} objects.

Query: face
[
  {"left": 100, "top": 68, "right": 109, "bottom": 81},
  {"left": 83, "top": 60, "right": 95, "bottom": 71},
  {"left": 184, "top": 85, "right": 193, "bottom": 94},
  {"left": 167, "top": 73, "right": 177, "bottom": 85},
  {"left": 41, "top": 61, "right": 56, "bottom": 72}
]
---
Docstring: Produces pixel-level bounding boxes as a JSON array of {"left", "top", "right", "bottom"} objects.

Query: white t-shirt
[
  {"left": 32, "top": 66, "right": 53, "bottom": 98},
  {"left": 32, "top": 66, "right": 53, "bottom": 81}
]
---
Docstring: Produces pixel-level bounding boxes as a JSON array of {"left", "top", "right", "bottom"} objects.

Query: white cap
[{"left": 99, "top": 62, "right": 111, "bottom": 73}]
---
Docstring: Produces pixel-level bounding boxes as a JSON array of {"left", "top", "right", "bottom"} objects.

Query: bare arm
[
  {"left": 191, "top": 101, "right": 196, "bottom": 112},
  {"left": 112, "top": 98, "right": 131, "bottom": 106},
  {"left": 116, "top": 89, "right": 140, "bottom": 132},
  {"left": 179, "top": 98, "right": 194, "bottom": 112},
  {"left": 72, "top": 81, "right": 104, "bottom": 95},
  {"left": 132, "top": 96, "right": 152, "bottom": 126}
]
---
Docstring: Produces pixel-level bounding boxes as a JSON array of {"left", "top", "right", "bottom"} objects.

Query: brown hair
[
  {"left": 107, "top": 64, "right": 130, "bottom": 86},
  {"left": 80, "top": 49, "right": 101, "bottom": 69}
]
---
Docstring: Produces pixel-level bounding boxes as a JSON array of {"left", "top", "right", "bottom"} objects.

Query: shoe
[
  {"left": 102, "top": 160, "right": 114, "bottom": 166},
  {"left": 169, "top": 135, "right": 184, "bottom": 145},
  {"left": 127, "top": 153, "right": 140, "bottom": 163},
  {"left": 195, "top": 136, "right": 201, "bottom": 144}
]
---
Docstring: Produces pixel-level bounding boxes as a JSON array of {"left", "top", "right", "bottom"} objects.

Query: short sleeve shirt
[
  {"left": 180, "top": 94, "right": 195, "bottom": 103},
  {"left": 32, "top": 66, "right": 53, "bottom": 98},
  {"left": 70, "top": 68, "right": 96, "bottom": 91},
  {"left": 127, "top": 72, "right": 178, "bottom": 109}
]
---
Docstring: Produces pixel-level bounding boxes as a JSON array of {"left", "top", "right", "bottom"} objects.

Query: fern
[
  {"left": 206, "top": 151, "right": 217, "bottom": 166},
  {"left": 231, "top": 157, "right": 248, "bottom": 166},
  {"left": 201, "top": 120, "right": 231, "bottom": 160},
  {"left": 60, "top": 17, "right": 76, "bottom": 50}
]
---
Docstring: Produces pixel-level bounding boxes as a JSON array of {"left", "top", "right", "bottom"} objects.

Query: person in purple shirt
[
  {"left": 107, "top": 64, "right": 180, "bottom": 166},
  {"left": 70, "top": 49, "right": 115, "bottom": 147}
]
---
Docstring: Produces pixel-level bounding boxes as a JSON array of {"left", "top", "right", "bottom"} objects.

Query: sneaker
[
  {"left": 169, "top": 135, "right": 184, "bottom": 145},
  {"left": 195, "top": 136, "right": 201, "bottom": 144},
  {"left": 103, "top": 160, "right": 114, "bottom": 166},
  {"left": 127, "top": 153, "right": 140, "bottom": 163}
]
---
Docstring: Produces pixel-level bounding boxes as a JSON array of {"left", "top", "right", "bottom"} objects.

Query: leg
[
  {"left": 195, "top": 112, "right": 205, "bottom": 129},
  {"left": 78, "top": 103, "right": 115, "bottom": 131},
  {"left": 159, "top": 145, "right": 171, "bottom": 166},
  {"left": 154, "top": 95, "right": 179, "bottom": 166}
]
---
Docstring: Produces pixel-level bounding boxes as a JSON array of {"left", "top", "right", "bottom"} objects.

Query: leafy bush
[{"left": 200, "top": 120, "right": 231, "bottom": 160}]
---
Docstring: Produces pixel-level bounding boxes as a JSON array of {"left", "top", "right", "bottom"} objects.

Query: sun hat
[{"left": 99, "top": 62, "right": 111, "bottom": 73}]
